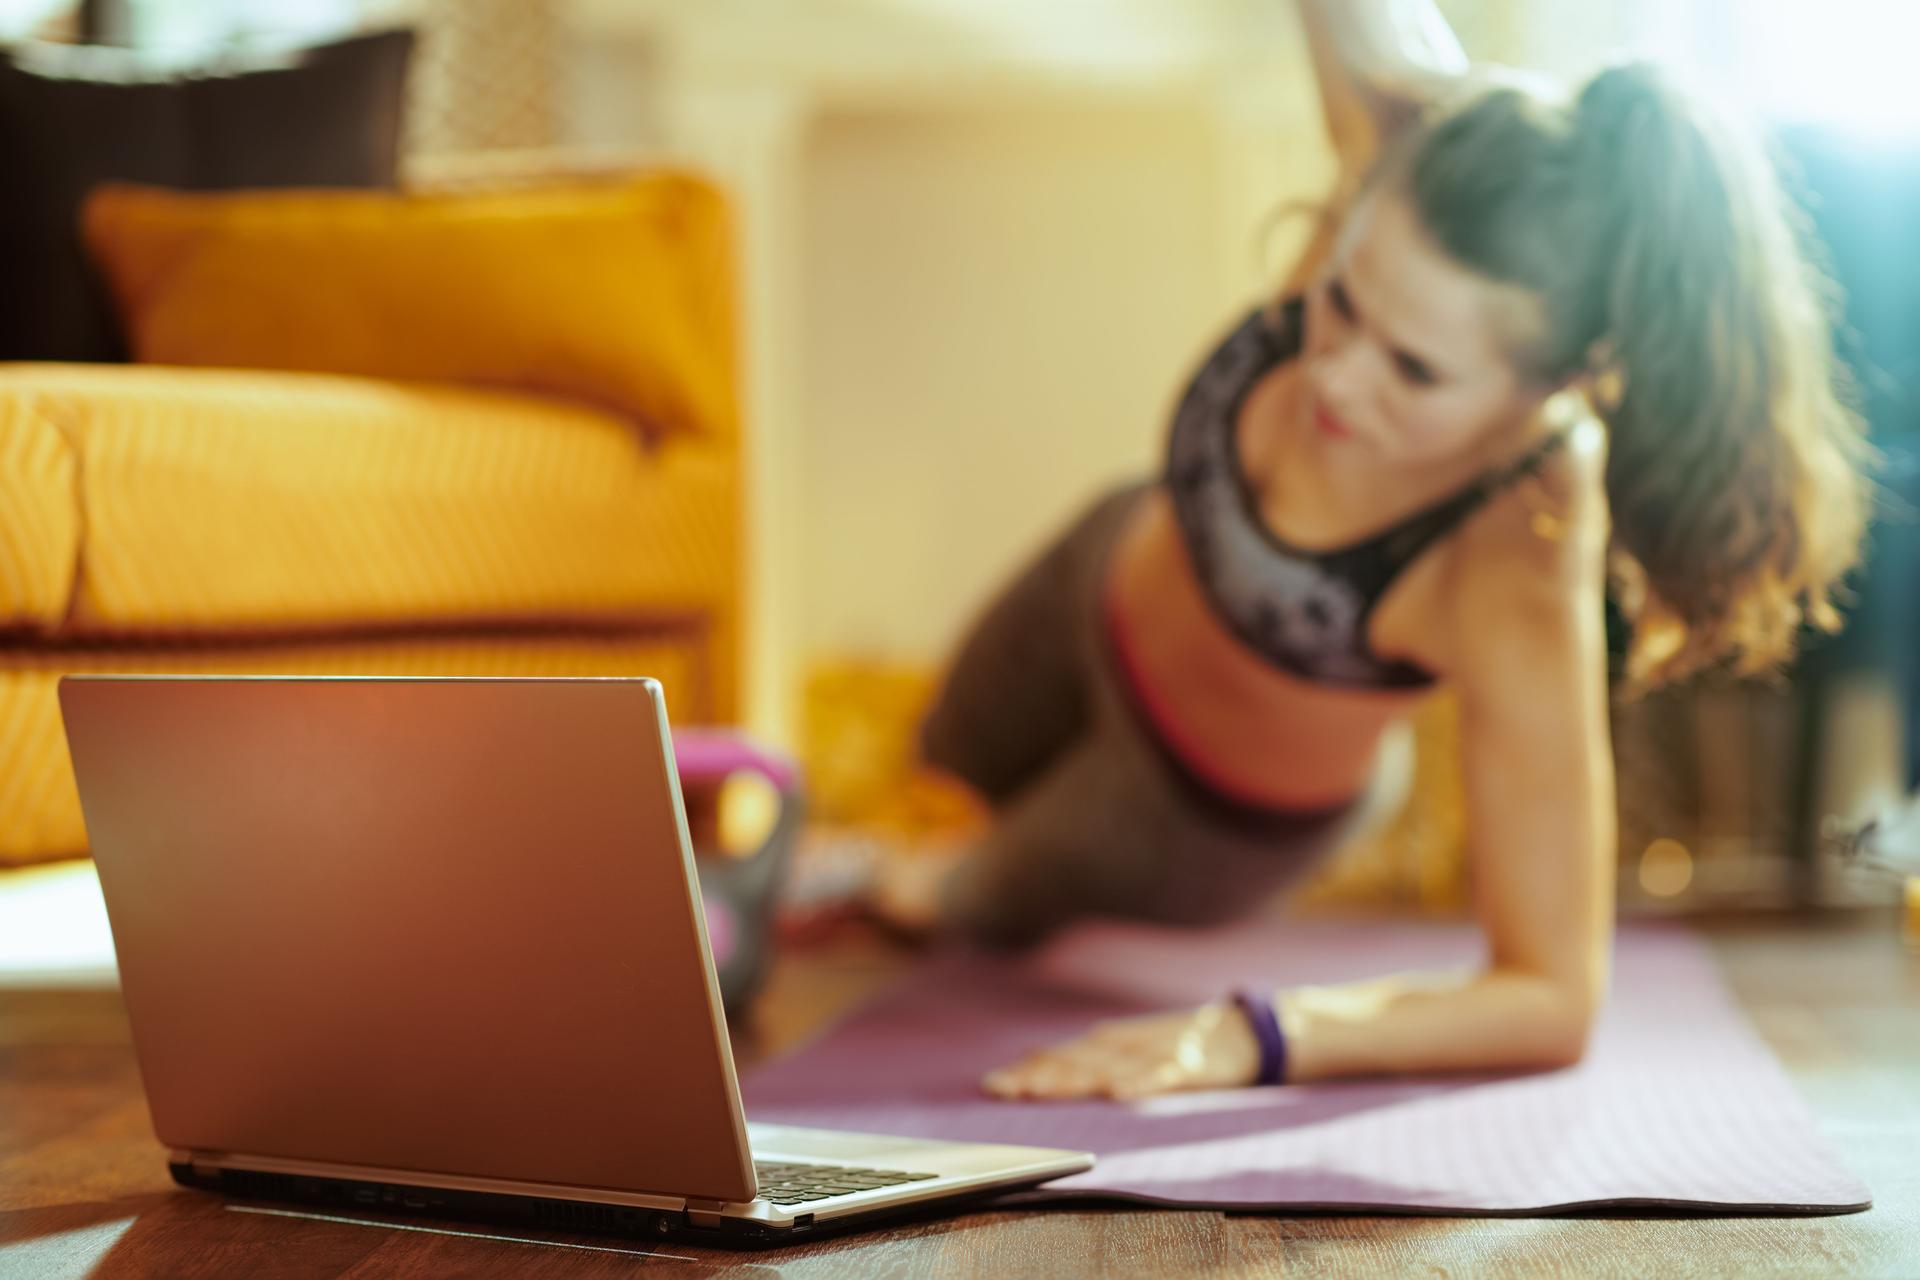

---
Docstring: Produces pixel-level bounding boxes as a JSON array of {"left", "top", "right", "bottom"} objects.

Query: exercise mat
[{"left": 742, "top": 919, "right": 1869, "bottom": 1215}]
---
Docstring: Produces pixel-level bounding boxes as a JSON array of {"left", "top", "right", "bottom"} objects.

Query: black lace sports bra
[{"left": 1164, "top": 297, "right": 1570, "bottom": 690}]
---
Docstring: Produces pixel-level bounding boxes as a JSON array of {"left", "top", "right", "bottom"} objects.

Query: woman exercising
[{"left": 883, "top": 0, "right": 1870, "bottom": 1098}]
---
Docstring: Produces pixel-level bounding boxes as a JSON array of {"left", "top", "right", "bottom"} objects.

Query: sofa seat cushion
[
  {"left": 0, "top": 363, "right": 735, "bottom": 634},
  {"left": 0, "top": 388, "right": 82, "bottom": 631}
]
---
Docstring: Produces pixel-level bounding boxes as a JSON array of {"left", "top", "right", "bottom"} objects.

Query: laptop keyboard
[{"left": 752, "top": 1160, "right": 939, "bottom": 1206}]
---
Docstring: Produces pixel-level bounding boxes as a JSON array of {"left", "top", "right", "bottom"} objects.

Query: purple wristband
[{"left": 1230, "top": 988, "right": 1289, "bottom": 1086}]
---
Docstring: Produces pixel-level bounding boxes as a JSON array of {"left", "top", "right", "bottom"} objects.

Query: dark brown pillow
[{"left": 0, "top": 29, "right": 413, "bottom": 363}]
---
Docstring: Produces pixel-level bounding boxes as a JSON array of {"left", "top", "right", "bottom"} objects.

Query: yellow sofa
[{"left": 0, "top": 164, "right": 743, "bottom": 868}]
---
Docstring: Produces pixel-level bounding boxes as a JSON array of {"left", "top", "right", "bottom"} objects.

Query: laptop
[{"left": 58, "top": 674, "right": 1092, "bottom": 1246}]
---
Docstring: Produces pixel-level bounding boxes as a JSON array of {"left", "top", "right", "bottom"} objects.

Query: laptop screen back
[{"left": 59, "top": 675, "right": 755, "bottom": 1203}]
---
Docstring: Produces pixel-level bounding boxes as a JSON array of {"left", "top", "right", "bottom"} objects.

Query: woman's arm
[
  {"left": 978, "top": 421, "right": 1618, "bottom": 1100},
  {"left": 1298, "top": 0, "right": 1468, "bottom": 177},
  {"left": 1277, "top": 415, "right": 1617, "bottom": 1080},
  {"left": 1283, "top": 0, "right": 1470, "bottom": 294}
]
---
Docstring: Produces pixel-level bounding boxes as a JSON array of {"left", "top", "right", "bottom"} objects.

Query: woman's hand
[
  {"left": 1309, "top": 0, "right": 1470, "bottom": 126},
  {"left": 982, "top": 1003, "right": 1263, "bottom": 1101}
]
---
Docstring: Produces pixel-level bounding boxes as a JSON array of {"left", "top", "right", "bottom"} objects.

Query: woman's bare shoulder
[{"left": 1449, "top": 411, "right": 1610, "bottom": 625}]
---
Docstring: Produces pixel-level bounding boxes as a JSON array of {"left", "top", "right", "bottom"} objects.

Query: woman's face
[{"left": 1302, "top": 191, "right": 1550, "bottom": 467}]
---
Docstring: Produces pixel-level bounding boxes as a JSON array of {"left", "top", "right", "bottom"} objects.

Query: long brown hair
[{"left": 1374, "top": 64, "right": 1872, "bottom": 687}]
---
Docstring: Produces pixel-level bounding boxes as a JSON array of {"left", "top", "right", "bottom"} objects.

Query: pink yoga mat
[{"left": 742, "top": 919, "right": 1870, "bottom": 1215}]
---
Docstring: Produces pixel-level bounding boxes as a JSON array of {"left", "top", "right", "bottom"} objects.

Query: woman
[{"left": 881, "top": 0, "right": 1870, "bottom": 1099}]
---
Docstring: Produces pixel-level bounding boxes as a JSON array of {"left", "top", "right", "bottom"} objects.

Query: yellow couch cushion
[
  {"left": 81, "top": 175, "right": 738, "bottom": 443},
  {"left": 0, "top": 388, "right": 81, "bottom": 632},
  {"left": 0, "top": 363, "right": 736, "bottom": 634}
]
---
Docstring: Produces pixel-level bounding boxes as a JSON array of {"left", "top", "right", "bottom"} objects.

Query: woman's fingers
[
  {"left": 981, "top": 1068, "right": 1020, "bottom": 1098},
  {"left": 1110, "top": 1062, "right": 1188, "bottom": 1100},
  {"left": 985, "top": 1044, "right": 1172, "bottom": 1099},
  {"left": 1031, "top": 1058, "right": 1107, "bottom": 1098},
  {"left": 1000, "top": 1048, "right": 1110, "bottom": 1098},
  {"left": 982, "top": 1054, "right": 1068, "bottom": 1098}
]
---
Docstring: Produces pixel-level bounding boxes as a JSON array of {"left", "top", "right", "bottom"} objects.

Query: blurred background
[{"left": 1, "top": 0, "right": 1915, "bottom": 981}]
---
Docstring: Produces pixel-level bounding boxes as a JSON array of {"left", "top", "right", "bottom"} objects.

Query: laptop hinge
[{"left": 684, "top": 1198, "right": 731, "bottom": 1229}]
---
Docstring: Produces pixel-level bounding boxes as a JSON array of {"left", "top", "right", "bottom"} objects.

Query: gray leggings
[{"left": 920, "top": 483, "right": 1411, "bottom": 948}]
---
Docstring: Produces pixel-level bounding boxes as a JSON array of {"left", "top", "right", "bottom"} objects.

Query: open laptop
[{"left": 58, "top": 674, "right": 1092, "bottom": 1246}]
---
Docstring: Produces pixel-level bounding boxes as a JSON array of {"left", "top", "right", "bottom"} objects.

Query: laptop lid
[{"left": 58, "top": 675, "right": 756, "bottom": 1205}]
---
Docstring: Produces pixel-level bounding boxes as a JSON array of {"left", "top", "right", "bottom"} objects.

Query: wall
[{"left": 797, "top": 97, "right": 1257, "bottom": 665}]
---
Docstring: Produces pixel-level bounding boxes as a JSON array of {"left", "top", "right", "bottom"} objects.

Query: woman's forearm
[
  {"left": 1275, "top": 967, "right": 1594, "bottom": 1082},
  {"left": 1284, "top": 0, "right": 1473, "bottom": 295},
  {"left": 1295, "top": 0, "right": 1469, "bottom": 169},
  {"left": 1296, "top": 0, "right": 1390, "bottom": 179}
]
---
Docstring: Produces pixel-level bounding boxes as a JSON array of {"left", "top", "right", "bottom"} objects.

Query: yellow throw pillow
[{"left": 82, "top": 175, "right": 737, "bottom": 442}]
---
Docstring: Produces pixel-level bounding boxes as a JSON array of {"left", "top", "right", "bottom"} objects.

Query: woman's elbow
[
  {"left": 1543, "top": 1016, "right": 1595, "bottom": 1069},
  {"left": 1540, "top": 993, "right": 1601, "bottom": 1069},
  {"left": 1516, "top": 972, "right": 1603, "bottom": 1070}
]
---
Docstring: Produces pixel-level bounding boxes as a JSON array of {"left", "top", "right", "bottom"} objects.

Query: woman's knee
[
  {"left": 917, "top": 687, "right": 998, "bottom": 794},
  {"left": 936, "top": 832, "right": 1087, "bottom": 951}
]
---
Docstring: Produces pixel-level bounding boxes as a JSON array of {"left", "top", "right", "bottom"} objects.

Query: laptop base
[{"left": 169, "top": 1160, "right": 1039, "bottom": 1250}]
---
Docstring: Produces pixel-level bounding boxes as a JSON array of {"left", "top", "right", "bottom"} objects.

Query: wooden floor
[{"left": 2, "top": 912, "right": 1915, "bottom": 1278}]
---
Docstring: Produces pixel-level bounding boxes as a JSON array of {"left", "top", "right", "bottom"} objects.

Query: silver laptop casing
[{"left": 59, "top": 675, "right": 1090, "bottom": 1240}]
